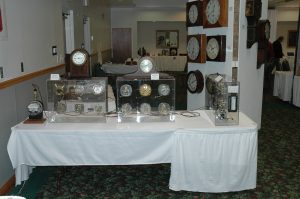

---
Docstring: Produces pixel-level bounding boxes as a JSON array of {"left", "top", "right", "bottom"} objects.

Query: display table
[
  {"left": 7, "top": 111, "right": 257, "bottom": 193},
  {"left": 293, "top": 76, "right": 300, "bottom": 107},
  {"left": 151, "top": 56, "right": 186, "bottom": 71},
  {"left": 273, "top": 71, "right": 293, "bottom": 101}
]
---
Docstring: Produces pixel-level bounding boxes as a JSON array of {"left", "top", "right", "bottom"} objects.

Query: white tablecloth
[
  {"left": 7, "top": 111, "right": 257, "bottom": 193},
  {"left": 151, "top": 56, "right": 186, "bottom": 71},
  {"left": 293, "top": 76, "right": 300, "bottom": 107},
  {"left": 273, "top": 71, "right": 294, "bottom": 101}
]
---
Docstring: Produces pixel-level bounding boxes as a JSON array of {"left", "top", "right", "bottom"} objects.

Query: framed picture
[
  {"left": 287, "top": 30, "right": 297, "bottom": 47},
  {"left": 0, "top": 0, "right": 8, "bottom": 40},
  {"left": 156, "top": 30, "right": 179, "bottom": 49}
]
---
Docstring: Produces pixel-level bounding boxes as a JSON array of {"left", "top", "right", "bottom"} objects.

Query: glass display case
[
  {"left": 205, "top": 74, "right": 239, "bottom": 126},
  {"left": 116, "top": 75, "right": 175, "bottom": 123},
  {"left": 46, "top": 77, "right": 108, "bottom": 123}
]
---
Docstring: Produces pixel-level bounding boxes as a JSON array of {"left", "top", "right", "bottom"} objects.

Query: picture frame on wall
[
  {"left": 0, "top": 0, "right": 8, "bottom": 40},
  {"left": 287, "top": 30, "right": 297, "bottom": 47}
]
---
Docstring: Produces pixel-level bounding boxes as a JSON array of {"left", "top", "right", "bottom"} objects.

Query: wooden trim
[
  {"left": 0, "top": 175, "right": 15, "bottom": 196},
  {"left": 0, "top": 64, "right": 65, "bottom": 90}
]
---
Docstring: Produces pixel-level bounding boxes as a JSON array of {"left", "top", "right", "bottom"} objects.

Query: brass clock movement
[
  {"left": 206, "top": 35, "right": 226, "bottom": 62},
  {"left": 186, "top": 1, "right": 203, "bottom": 27},
  {"left": 187, "top": 34, "right": 207, "bottom": 63},
  {"left": 69, "top": 48, "right": 90, "bottom": 78},
  {"left": 203, "top": 0, "right": 228, "bottom": 28}
]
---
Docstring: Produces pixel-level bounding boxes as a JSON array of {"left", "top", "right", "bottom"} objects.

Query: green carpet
[{"left": 10, "top": 95, "right": 300, "bottom": 198}]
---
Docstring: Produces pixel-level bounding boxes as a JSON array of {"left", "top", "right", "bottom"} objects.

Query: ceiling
[{"left": 109, "top": 0, "right": 300, "bottom": 9}]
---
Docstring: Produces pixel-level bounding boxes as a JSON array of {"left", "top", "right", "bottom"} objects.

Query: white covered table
[
  {"left": 273, "top": 71, "right": 293, "bottom": 101},
  {"left": 293, "top": 76, "right": 300, "bottom": 107},
  {"left": 7, "top": 111, "right": 257, "bottom": 193}
]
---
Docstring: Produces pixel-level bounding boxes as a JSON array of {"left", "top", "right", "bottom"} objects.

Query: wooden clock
[
  {"left": 187, "top": 70, "right": 204, "bottom": 93},
  {"left": 69, "top": 48, "right": 90, "bottom": 78},
  {"left": 186, "top": 1, "right": 203, "bottom": 27},
  {"left": 206, "top": 35, "right": 226, "bottom": 62},
  {"left": 187, "top": 34, "right": 207, "bottom": 63},
  {"left": 203, "top": 0, "right": 228, "bottom": 28}
]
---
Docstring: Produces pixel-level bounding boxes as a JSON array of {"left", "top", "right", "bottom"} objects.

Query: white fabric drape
[{"left": 293, "top": 76, "right": 300, "bottom": 107}]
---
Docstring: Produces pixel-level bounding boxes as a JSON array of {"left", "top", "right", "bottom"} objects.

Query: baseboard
[{"left": 0, "top": 175, "right": 15, "bottom": 196}]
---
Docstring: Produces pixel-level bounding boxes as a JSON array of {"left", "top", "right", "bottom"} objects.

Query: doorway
[{"left": 112, "top": 28, "right": 132, "bottom": 63}]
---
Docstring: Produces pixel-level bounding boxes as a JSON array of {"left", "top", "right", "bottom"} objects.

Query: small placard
[
  {"left": 215, "top": 75, "right": 223, "bottom": 82},
  {"left": 151, "top": 73, "right": 160, "bottom": 80},
  {"left": 228, "top": 85, "right": 239, "bottom": 93},
  {"left": 50, "top": 74, "right": 60, "bottom": 80}
]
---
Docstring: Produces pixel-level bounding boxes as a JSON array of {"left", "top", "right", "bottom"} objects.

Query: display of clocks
[
  {"left": 203, "top": 0, "right": 228, "bottom": 28},
  {"left": 139, "top": 84, "right": 152, "bottom": 97},
  {"left": 158, "top": 102, "right": 171, "bottom": 115},
  {"left": 158, "top": 84, "right": 171, "bottom": 96},
  {"left": 187, "top": 70, "right": 204, "bottom": 94},
  {"left": 121, "top": 103, "right": 132, "bottom": 115},
  {"left": 186, "top": 1, "right": 203, "bottom": 27},
  {"left": 69, "top": 48, "right": 90, "bottom": 78},
  {"left": 120, "top": 84, "right": 133, "bottom": 97},
  {"left": 187, "top": 34, "right": 206, "bottom": 63},
  {"left": 206, "top": 35, "right": 226, "bottom": 62},
  {"left": 140, "top": 103, "right": 152, "bottom": 115}
]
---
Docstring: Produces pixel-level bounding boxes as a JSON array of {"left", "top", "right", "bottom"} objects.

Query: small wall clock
[
  {"left": 203, "top": 0, "right": 228, "bottom": 28},
  {"left": 187, "top": 70, "right": 204, "bottom": 93},
  {"left": 206, "top": 35, "right": 226, "bottom": 62},
  {"left": 69, "top": 48, "right": 90, "bottom": 78},
  {"left": 186, "top": 1, "right": 203, "bottom": 27},
  {"left": 187, "top": 34, "right": 207, "bottom": 63}
]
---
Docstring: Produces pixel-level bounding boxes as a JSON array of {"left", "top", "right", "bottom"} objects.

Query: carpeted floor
[{"left": 10, "top": 95, "right": 300, "bottom": 198}]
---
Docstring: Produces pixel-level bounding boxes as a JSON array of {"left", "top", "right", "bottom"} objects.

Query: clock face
[
  {"left": 139, "top": 84, "right": 152, "bottom": 97},
  {"left": 206, "top": 38, "right": 220, "bottom": 60},
  {"left": 158, "top": 102, "right": 171, "bottom": 115},
  {"left": 93, "top": 84, "right": 105, "bottom": 95},
  {"left": 187, "top": 70, "right": 204, "bottom": 93},
  {"left": 120, "top": 84, "right": 132, "bottom": 97},
  {"left": 187, "top": 73, "right": 197, "bottom": 92},
  {"left": 121, "top": 103, "right": 132, "bottom": 115},
  {"left": 140, "top": 103, "right": 151, "bottom": 115},
  {"left": 187, "top": 37, "right": 200, "bottom": 61},
  {"left": 158, "top": 84, "right": 171, "bottom": 96},
  {"left": 139, "top": 58, "right": 153, "bottom": 73},
  {"left": 72, "top": 51, "right": 87, "bottom": 65},
  {"left": 205, "top": 0, "right": 221, "bottom": 25},
  {"left": 189, "top": 5, "right": 198, "bottom": 24}
]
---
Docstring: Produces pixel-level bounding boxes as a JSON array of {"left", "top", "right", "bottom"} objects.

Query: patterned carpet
[{"left": 19, "top": 96, "right": 300, "bottom": 198}]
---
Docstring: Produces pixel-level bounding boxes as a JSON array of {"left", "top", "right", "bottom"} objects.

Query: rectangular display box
[
  {"left": 116, "top": 75, "right": 175, "bottom": 123},
  {"left": 46, "top": 77, "right": 108, "bottom": 123}
]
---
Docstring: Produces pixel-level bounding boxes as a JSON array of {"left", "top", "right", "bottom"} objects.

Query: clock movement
[
  {"left": 187, "top": 34, "right": 207, "bottom": 63},
  {"left": 186, "top": 0, "right": 203, "bottom": 27},
  {"left": 203, "top": 0, "right": 228, "bottom": 28},
  {"left": 69, "top": 48, "right": 90, "bottom": 78},
  {"left": 206, "top": 35, "right": 226, "bottom": 62}
]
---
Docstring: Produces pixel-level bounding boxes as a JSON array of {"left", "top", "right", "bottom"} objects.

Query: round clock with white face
[
  {"left": 187, "top": 36, "right": 200, "bottom": 61},
  {"left": 158, "top": 84, "right": 171, "bottom": 96},
  {"left": 121, "top": 103, "right": 132, "bottom": 115},
  {"left": 206, "top": 38, "right": 220, "bottom": 60},
  {"left": 139, "top": 103, "right": 151, "bottom": 115},
  {"left": 189, "top": 4, "right": 198, "bottom": 24},
  {"left": 139, "top": 57, "right": 153, "bottom": 73},
  {"left": 71, "top": 51, "right": 87, "bottom": 66},
  {"left": 205, "top": 0, "right": 221, "bottom": 25},
  {"left": 139, "top": 84, "right": 152, "bottom": 97},
  {"left": 120, "top": 84, "right": 132, "bottom": 97},
  {"left": 93, "top": 84, "right": 105, "bottom": 95},
  {"left": 187, "top": 70, "right": 204, "bottom": 93},
  {"left": 158, "top": 102, "right": 171, "bottom": 115}
]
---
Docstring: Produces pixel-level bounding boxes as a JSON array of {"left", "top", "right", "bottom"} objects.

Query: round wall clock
[
  {"left": 186, "top": 1, "right": 203, "bottom": 27},
  {"left": 203, "top": 0, "right": 228, "bottom": 28},
  {"left": 69, "top": 48, "right": 90, "bottom": 78},
  {"left": 206, "top": 35, "right": 226, "bottom": 62},
  {"left": 187, "top": 70, "right": 204, "bottom": 93},
  {"left": 139, "top": 83, "right": 152, "bottom": 97},
  {"left": 187, "top": 34, "right": 207, "bottom": 63}
]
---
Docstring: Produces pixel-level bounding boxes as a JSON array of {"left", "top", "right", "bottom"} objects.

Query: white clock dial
[
  {"left": 72, "top": 51, "right": 87, "bottom": 65},
  {"left": 187, "top": 73, "right": 197, "bottom": 92},
  {"left": 158, "top": 102, "right": 171, "bottom": 115},
  {"left": 120, "top": 84, "right": 132, "bottom": 97},
  {"left": 139, "top": 58, "right": 153, "bottom": 73},
  {"left": 206, "top": 38, "right": 219, "bottom": 60},
  {"left": 205, "top": 0, "right": 221, "bottom": 25},
  {"left": 140, "top": 103, "right": 151, "bottom": 115},
  {"left": 93, "top": 84, "right": 105, "bottom": 95},
  {"left": 189, "top": 4, "right": 198, "bottom": 24},
  {"left": 158, "top": 84, "right": 171, "bottom": 96},
  {"left": 187, "top": 37, "right": 200, "bottom": 61}
]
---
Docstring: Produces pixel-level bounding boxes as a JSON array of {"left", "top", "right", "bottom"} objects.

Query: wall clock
[
  {"left": 187, "top": 34, "right": 206, "bottom": 63},
  {"left": 206, "top": 35, "right": 226, "bottom": 62},
  {"left": 187, "top": 70, "right": 204, "bottom": 93},
  {"left": 69, "top": 48, "right": 90, "bottom": 78},
  {"left": 203, "top": 0, "right": 228, "bottom": 28},
  {"left": 186, "top": 1, "right": 203, "bottom": 27}
]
